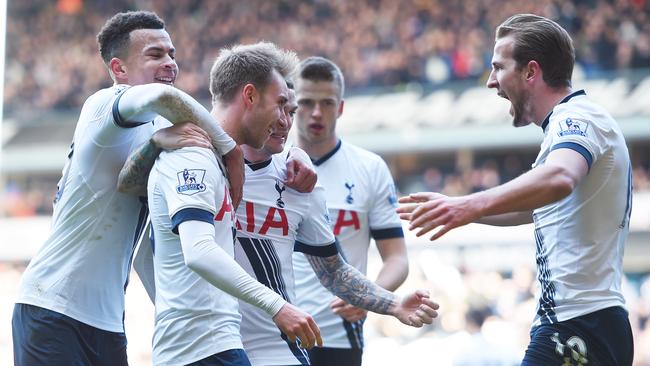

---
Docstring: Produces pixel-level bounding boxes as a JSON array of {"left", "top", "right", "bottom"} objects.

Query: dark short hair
[
  {"left": 209, "top": 42, "right": 298, "bottom": 104},
  {"left": 496, "top": 14, "right": 574, "bottom": 88},
  {"left": 96, "top": 11, "right": 165, "bottom": 64},
  {"left": 297, "top": 56, "right": 345, "bottom": 99}
]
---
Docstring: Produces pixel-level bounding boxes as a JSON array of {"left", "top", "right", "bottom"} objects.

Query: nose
[
  {"left": 486, "top": 70, "right": 497, "bottom": 89},
  {"left": 277, "top": 113, "right": 289, "bottom": 130},
  {"left": 311, "top": 103, "right": 322, "bottom": 118}
]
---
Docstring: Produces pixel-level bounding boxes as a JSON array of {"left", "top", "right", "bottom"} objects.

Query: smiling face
[
  {"left": 120, "top": 28, "right": 178, "bottom": 86},
  {"left": 294, "top": 79, "right": 343, "bottom": 148},
  {"left": 486, "top": 35, "right": 533, "bottom": 127},
  {"left": 242, "top": 69, "right": 289, "bottom": 149},
  {"left": 262, "top": 88, "right": 297, "bottom": 156}
]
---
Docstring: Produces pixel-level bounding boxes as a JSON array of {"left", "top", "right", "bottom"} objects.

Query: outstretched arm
[
  {"left": 306, "top": 253, "right": 438, "bottom": 327},
  {"left": 330, "top": 237, "right": 409, "bottom": 323},
  {"left": 397, "top": 148, "right": 588, "bottom": 240}
]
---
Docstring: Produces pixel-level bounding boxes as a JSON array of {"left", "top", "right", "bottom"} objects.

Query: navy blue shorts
[
  {"left": 307, "top": 347, "right": 363, "bottom": 366},
  {"left": 12, "top": 303, "right": 128, "bottom": 366},
  {"left": 522, "top": 306, "right": 633, "bottom": 366},
  {"left": 187, "top": 349, "right": 251, "bottom": 366}
]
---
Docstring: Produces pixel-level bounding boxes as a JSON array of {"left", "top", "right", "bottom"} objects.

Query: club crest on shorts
[
  {"left": 176, "top": 168, "right": 206, "bottom": 195},
  {"left": 558, "top": 118, "right": 589, "bottom": 137}
]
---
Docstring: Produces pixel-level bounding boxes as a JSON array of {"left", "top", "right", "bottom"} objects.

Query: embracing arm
[{"left": 118, "top": 84, "right": 234, "bottom": 155}]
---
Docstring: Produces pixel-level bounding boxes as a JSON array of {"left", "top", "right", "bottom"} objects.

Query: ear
[
  {"left": 337, "top": 99, "right": 345, "bottom": 118},
  {"left": 525, "top": 60, "right": 541, "bottom": 83},
  {"left": 109, "top": 58, "right": 127, "bottom": 80},
  {"left": 241, "top": 83, "right": 257, "bottom": 108}
]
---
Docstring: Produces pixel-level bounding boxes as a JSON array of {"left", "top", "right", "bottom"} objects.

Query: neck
[
  {"left": 533, "top": 86, "right": 573, "bottom": 126},
  {"left": 241, "top": 145, "right": 271, "bottom": 163},
  {"left": 211, "top": 102, "right": 244, "bottom": 145},
  {"left": 298, "top": 135, "right": 338, "bottom": 160}
]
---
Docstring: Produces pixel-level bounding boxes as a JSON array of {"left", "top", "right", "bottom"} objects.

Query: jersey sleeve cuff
[
  {"left": 171, "top": 208, "right": 214, "bottom": 234},
  {"left": 112, "top": 88, "right": 152, "bottom": 128},
  {"left": 551, "top": 141, "right": 593, "bottom": 169},
  {"left": 371, "top": 227, "right": 404, "bottom": 240},
  {"left": 294, "top": 241, "right": 338, "bottom": 257}
]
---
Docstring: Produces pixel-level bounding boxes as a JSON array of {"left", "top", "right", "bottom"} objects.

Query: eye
[{"left": 298, "top": 100, "right": 315, "bottom": 108}]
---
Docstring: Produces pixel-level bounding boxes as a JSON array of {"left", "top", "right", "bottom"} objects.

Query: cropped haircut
[
  {"left": 96, "top": 11, "right": 165, "bottom": 65},
  {"left": 209, "top": 42, "right": 299, "bottom": 104},
  {"left": 297, "top": 56, "right": 345, "bottom": 99},
  {"left": 496, "top": 14, "right": 575, "bottom": 88}
]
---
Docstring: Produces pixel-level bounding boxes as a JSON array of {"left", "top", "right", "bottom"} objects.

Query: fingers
[{"left": 285, "top": 160, "right": 296, "bottom": 185}]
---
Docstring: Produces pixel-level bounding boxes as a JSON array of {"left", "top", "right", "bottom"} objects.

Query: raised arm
[{"left": 305, "top": 253, "right": 438, "bottom": 327}]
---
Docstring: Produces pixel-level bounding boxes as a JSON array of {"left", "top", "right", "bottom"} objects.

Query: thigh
[
  {"left": 12, "top": 303, "right": 128, "bottom": 366},
  {"left": 308, "top": 347, "right": 362, "bottom": 366},
  {"left": 187, "top": 349, "right": 252, "bottom": 366}
]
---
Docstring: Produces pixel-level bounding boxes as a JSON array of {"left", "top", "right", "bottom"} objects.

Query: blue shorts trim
[
  {"left": 187, "top": 349, "right": 251, "bottom": 366},
  {"left": 12, "top": 303, "right": 128, "bottom": 366},
  {"left": 522, "top": 306, "right": 633, "bottom": 366}
]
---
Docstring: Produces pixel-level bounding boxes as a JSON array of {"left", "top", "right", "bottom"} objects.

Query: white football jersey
[
  {"left": 235, "top": 152, "right": 336, "bottom": 366},
  {"left": 292, "top": 140, "right": 403, "bottom": 349},
  {"left": 16, "top": 85, "right": 159, "bottom": 332},
  {"left": 148, "top": 147, "right": 242, "bottom": 365},
  {"left": 532, "top": 90, "right": 631, "bottom": 327}
]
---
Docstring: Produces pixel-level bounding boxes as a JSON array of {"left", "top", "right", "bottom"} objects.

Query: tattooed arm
[
  {"left": 117, "top": 123, "right": 212, "bottom": 195},
  {"left": 305, "top": 253, "right": 439, "bottom": 327},
  {"left": 116, "top": 84, "right": 244, "bottom": 206}
]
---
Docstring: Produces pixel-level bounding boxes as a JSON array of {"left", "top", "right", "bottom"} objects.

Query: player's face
[
  {"left": 263, "top": 89, "right": 297, "bottom": 155},
  {"left": 122, "top": 28, "right": 178, "bottom": 86},
  {"left": 486, "top": 35, "right": 532, "bottom": 127},
  {"left": 244, "top": 69, "right": 289, "bottom": 149},
  {"left": 295, "top": 79, "right": 343, "bottom": 146}
]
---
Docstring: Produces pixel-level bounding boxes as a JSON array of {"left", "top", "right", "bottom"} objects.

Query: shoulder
[{"left": 341, "top": 141, "right": 387, "bottom": 168}]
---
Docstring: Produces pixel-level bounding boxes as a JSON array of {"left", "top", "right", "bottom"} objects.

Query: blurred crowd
[
  {"left": 4, "top": 0, "right": 650, "bottom": 113},
  {"left": 364, "top": 256, "right": 650, "bottom": 365},
  {"left": 397, "top": 155, "right": 650, "bottom": 198},
  {"left": 3, "top": 155, "right": 650, "bottom": 218}
]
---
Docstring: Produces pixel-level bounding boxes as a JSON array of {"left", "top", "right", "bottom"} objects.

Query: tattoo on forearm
[
  {"left": 118, "top": 140, "right": 161, "bottom": 194},
  {"left": 306, "top": 254, "right": 397, "bottom": 315}
]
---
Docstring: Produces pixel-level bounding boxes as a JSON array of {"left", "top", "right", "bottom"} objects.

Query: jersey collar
[
  {"left": 541, "top": 89, "right": 586, "bottom": 132},
  {"left": 245, "top": 158, "right": 272, "bottom": 171},
  {"left": 312, "top": 139, "right": 342, "bottom": 166}
]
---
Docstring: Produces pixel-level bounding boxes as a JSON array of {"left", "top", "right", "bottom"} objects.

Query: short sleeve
[
  {"left": 294, "top": 185, "right": 337, "bottom": 257},
  {"left": 156, "top": 147, "right": 226, "bottom": 233},
  {"left": 368, "top": 158, "right": 404, "bottom": 240},
  {"left": 546, "top": 112, "right": 608, "bottom": 169}
]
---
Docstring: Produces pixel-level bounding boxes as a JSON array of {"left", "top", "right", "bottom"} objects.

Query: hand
[
  {"left": 331, "top": 297, "right": 368, "bottom": 323},
  {"left": 285, "top": 147, "right": 317, "bottom": 193},
  {"left": 223, "top": 146, "right": 245, "bottom": 209},
  {"left": 397, "top": 192, "right": 479, "bottom": 240},
  {"left": 272, "top": 302, "right": 323, "bottom": 349},
  {"left": 391, "top": 290, "right": 439, "bottom": 327},
  {"left": 151, "top": 122, "right": 212, "bottom": 151}
]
